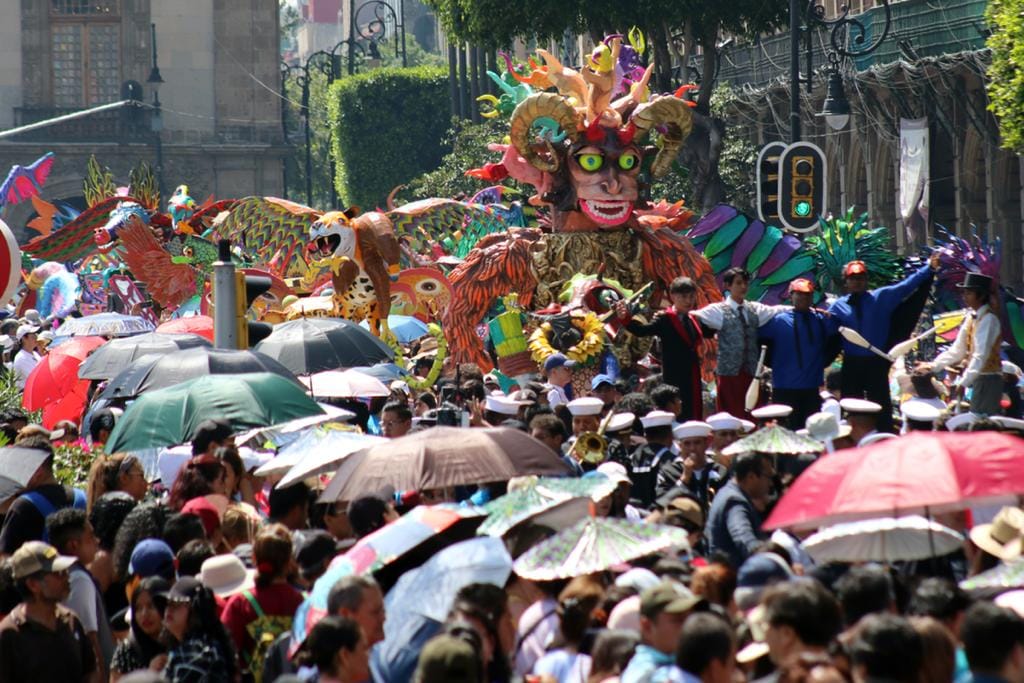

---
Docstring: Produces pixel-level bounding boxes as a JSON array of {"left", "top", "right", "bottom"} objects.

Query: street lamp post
[
  {"left": 146, "top": 23, "right": 165, "bottom": 200},
  {"left": 790, "top": 0, "right": 892, "bottom": 139}
]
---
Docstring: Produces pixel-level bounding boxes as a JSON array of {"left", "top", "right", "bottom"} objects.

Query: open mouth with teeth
[
  {"left": 579, "top": 199, "right": 633, "bottom": 226},
  {"left": 308, "top": 233, "right": 341, "bottom": 258}
]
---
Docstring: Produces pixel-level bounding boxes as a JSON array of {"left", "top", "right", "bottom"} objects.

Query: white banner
[{"left": 900, "top": 118, "right": 930, "bottom": 240}]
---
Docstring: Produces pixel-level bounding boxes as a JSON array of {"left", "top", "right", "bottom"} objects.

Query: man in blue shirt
[
  {"left": 828, "top": 254, "right": 940, "bottom": 432},
  {"left": 760, "top": 279, "right": 840, "bottom": 430}
]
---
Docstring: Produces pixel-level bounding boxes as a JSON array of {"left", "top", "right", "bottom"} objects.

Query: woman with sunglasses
[
  {"left": 110, "top": 576, "right": 169, "bottom": 681},
  {"left": 85, "top": 454, "right": 149, "bottom": 512},
  {"left": 161, "top": 576, "right": 238, "bottom": 683}
]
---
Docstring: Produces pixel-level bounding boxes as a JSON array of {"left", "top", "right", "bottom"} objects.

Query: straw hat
[
  {"left": 969, "top": 507, "right": 1024, "bottom": 560},
  {"left": 199, "top": 554, "right": 256, "bottom": 596}
]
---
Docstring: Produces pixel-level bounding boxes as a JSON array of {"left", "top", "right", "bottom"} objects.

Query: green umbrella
[
  {"left": 722, "top": 425, "right": 824, "bottom": 456},
  {"left": 512, "top": 517, "right": 690, "bottom": 581},
  {"left": 478, "top": 476, "right": 617, "bottom": 538},
  {"left": 105, "top": 372, "right": 324, "bottom": 453}
]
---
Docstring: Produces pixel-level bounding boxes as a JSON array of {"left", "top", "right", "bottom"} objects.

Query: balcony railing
[{"left": 9, "top": 105, "right": 153, "bottom": 143}]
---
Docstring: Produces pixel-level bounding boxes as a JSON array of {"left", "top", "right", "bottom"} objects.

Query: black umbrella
[
  {"left": 78, "top": 332, "right": 212, "bottom": 380},
  {"left": 95, "top": 347, "right": 300, "bottom": 401},
  {"left": 0, "top": 447, "right": 50, "bottom": 503},
  {"left": 253, "top": 318, "right": 394, "bottom": 376}
]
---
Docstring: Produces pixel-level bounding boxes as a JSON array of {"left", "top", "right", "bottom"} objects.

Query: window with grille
[{"left": 50, "top": 1, "right": 121, "bottom": 107}]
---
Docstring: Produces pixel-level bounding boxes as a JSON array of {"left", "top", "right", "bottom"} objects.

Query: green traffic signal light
[{"left": 794, "top": 201, "right": 812, "bottom": 217}]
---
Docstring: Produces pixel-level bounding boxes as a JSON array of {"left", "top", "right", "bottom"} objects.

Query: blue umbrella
[
  {"left": 349, "top": 362, "right": 410, "bottom": 383},
  {"left": 359, "top": 314, "right": 429, "bottom": 343}
]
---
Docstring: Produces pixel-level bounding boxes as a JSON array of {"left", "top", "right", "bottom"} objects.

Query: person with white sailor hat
[
  {"left": 602, "top": 411, "right": 637, "bottom": 471},
  {"left": 750, "top": 404, "right": 792, "bottom": 427},
  {"left": 558, "top": 397, "right": 606, "bottom": 474},
  {"left": 805, "top": 412, "right": 854, "bottom": 454},
  {"left": 656, "top": 421, "right": 721, "bottom": 511},
  {"left": 839, "top": 397, "right": 883, "bottom": 446},
  {"left": 900, "top": 399, "right": 941, "bottom": 433},
  {"left": 705, "top": 412, "right": 743, "bottom": 455},
  {"left": 628, "top": 410, "right": 677, "bottom": 509},
  {"left": 483, "top": 394, "right": 528, "bottom": 425}
]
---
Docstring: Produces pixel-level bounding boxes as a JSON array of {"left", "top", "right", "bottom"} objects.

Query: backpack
[
  {"left": 242, "top": 589, "right": 294, "bottom": 683},
  {"left": 23, "top": 487, "right": 86, "bottom": 542}
]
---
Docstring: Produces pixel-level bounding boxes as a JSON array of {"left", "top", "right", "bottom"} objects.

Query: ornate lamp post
[{"left": 146, "top": 23, "right": 165, "bottom": 199}]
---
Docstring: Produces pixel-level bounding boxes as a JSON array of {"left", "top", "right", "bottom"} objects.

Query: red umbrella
[
  {"left": 41, "top": 379, "right": 90, "bottom": 430},
  {"left": 765, "top": 432, "right": 1024, "bottom": 531},
  {"left": 22, "top": 336, "right": 105, "bottom": 411},
  {"left": 156, "top": 315, "right": 214, "bottom": 342}
]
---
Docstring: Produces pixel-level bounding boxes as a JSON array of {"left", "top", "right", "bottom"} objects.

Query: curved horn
[
  {"left": 630, "top": 96, "right": 694, "bottom": 178},
  {"left": 509, "top": 92, "right": 581, "bottom": 173}
]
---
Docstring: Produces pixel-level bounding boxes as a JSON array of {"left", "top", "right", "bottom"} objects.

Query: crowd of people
[{"left": 0, "top": 253, "right": 1021, "bottom": 683}]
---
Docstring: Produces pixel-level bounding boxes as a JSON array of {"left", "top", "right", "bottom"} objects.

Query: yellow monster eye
[
  {"left": 618, "top": 154, "right": 639, "bottom": 170},
  {"left": 576, "top": 153, "right": 604, "bottom": 172}
]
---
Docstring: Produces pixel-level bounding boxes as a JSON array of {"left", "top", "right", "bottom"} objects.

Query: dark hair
[
  {"left": 268, "top": 481, "right": 310, "bottom": 523},
  {"left": 128, "top": 576, "right": 170, "bottom": 667},
  {"left": 213, "top": 445, "right": 244, "bottom": 481},
  {"left": 254, "top": 524, "right": 293, "bottom": 588},
  {"left": 669, "top": 277, "right": 697, "bottom": 295},
  {"left": 176, "top": 540, "right": 215, "bottom": 577},
  {"left": 910, "top": 367, "right": 941, "bottom": 399},
  {"left": 460, "top": 380, "right": 486, "bottom": 402},
  {"left": 89, "top": 408, "right": 117, "bottom": 443},
  {"left": 650, "top": 384, "right": 681, "bottom": 411},
  {"left": 836, "top": 566, "right": 895, "bottom": 626},
  {"left": 112, "top": 502, "right": 169, "bottom": 580},
  {"left": 617, "top": 392, "right": 654, "bottom": 423},
  {"left": 167, "top": 459, "right": 224, "bottom": 511},
  {"left": 299, "top": 615, "right": 362, "bottom": 675},
  {"left": 907, "top": 578, "right": 971, "bottom": 623},
  {"left": 448, "top": 596, "right": 511, "bottom": 683},
  {"left": 962, "top": 601, "right": 1024, "bottom": 674},
  {"left": 555, "top": 586, "right": 602, "bottom": 645},
  {"left": 90, "top": 491, "right": 137, "bottom": 551},
  {"left": 529, "top": 413, "right": 567, "bottom": 440},
  {"left": 825, "top": 367, "right": 841, "bottom": 392},
  {"left": 849, "top": 614, "right": 922, "bottom": 683},
  {"left": 382, "top": 402, "right": 413, "bottom": 422},
  {"left": 416, "top": 393, "right": 437, "bottom": 411},
  {"left": 347, "top": 495, "right": 391, "bottom": 538},
  {"left": 763, "top": 580, "right": 842, "bottom": 648},
  {"left": 162, "top": 512, "right": 207, "bottom": 554},
  {"left": 450, "top": 582, "right": 514, "bottom": 682},
  {"left": 166, "top": 582, "right": 238, "bottom": 679},
  {"left": 15, "top": 435, "right": 53, "bottom": 463},
  {"left": 327, "top": 575, "right": 378, "bottom": 615},
  {"left": 676, "top": 612, "right": 736, "bottom": 675},
  {"left": 190, "top": 419, "right": 232, "bottom": 456},
  {"left": 723, "top": 267, "right": 750, "bottom": 286},
  {"left": 734, "top": 452, "right": 771, "bottom": 481},
  {"left": 46, "top": 507, "right": 88, "bottom": 554},
  {"left": 590, "top": 630, "right": 640, "bottom": 680}
]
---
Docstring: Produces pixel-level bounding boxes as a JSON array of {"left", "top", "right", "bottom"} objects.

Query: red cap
[
  {"left": 181, "top": 497, "right": 222, "bottom": 538},
  {"left": 843, "top": 260, "right": 867, "bottom": 277},
  {"left": 789, "top": 278, "right": 815, "bottom": 294}
]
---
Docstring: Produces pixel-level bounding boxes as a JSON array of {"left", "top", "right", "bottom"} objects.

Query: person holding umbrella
[
  {"left": 924, "top": 273, "right": 1003, "bottom": 416},
  {"left": 11, "top": 324, "right": 41, "bottom": 389}
]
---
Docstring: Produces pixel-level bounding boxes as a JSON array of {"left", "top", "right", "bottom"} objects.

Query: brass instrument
[{"left": 570, "top": 409, "right": 614, "bottom": 465}]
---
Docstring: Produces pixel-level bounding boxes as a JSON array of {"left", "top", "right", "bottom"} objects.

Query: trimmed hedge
[{"left": 329, "top": 66, "right": 451, "bottom": 209}]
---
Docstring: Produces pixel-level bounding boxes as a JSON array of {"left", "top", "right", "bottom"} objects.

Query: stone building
[
  {"left": 712, "top": 0, "right": 1022, "bottom": 287},
  {"left": 0, "top": 0, "right": 288, "bottom": 242}
]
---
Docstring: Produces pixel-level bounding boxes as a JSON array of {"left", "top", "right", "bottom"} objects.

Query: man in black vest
[{"left": 628, "top": 410, "right": 677, "bottom": 509}]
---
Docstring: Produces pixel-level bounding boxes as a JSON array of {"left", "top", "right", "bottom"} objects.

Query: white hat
[
  {"left": 485, "top": 394, "right": 522, "bottom": 416},
  {"left": 389, "top": 380, "right": 411, "bottom": 395},
  {"left": 614, "top": 567, "right": 661, "bottom": 593},
  {"left": 805, "top": 412, "right": 852, "bottom": 442},
  {"left": 640, "top": 410, "right": 675, "bottom": 429},
  {"left": 567, "top": 397, "right": 604, "bottom": 416},
  {"left": 15, "top": 324, "right": 39, "bottom": 341},
  {"left": 673, "top": 420, "right": 712, "bottom": 440},
  {"left": 1002, "top": 361, "right": 1023, "bottom": 378},
  {"left": 992, "top": 416, "right": 1024, "bottom": 433},
  {"left": 946, "top": 412, "right": 978, "bottom": 431},
  {"left": 508, "top": 389, "right": 537, "bottom": 404},
  {"left": 706, "top": 412, "right": 742, "bottom": 432},
  {"left": 858, "top": 432, "right": 899, "bottom": 447},
  {"left": 740, "top": 419, "right": 756, "bottom": 433},
  {"left": 751, "top": 404, "right": 792, "bottom": 420},
  {"left": 199, "top": 554, "right": 256, "bottom": 596},
  {"left": 900, "top": 399, "right": 940, "bottom": 424},
  {"left": 23, "top": 309, "right": 41, "bottom": 325},
  {"left": 596, "top": 461, "right": 631, "bottom": 486},
  {"left": 605, "top": 412, "right": 635, "bottom": 433},
  {"left": 37, "top": 330, "right": 55, "bottom": 344},
  {"left": 840, "top": 398, "right": 882, "bottom": 415}
]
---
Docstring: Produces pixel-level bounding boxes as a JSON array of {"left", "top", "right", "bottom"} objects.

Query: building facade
[{"left": 0, "top": 0, "right": 288, "bottom": 243}]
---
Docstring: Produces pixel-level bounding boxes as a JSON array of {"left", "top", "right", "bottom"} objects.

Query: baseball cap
[
  {"left": 590, "top": 374, "right": 615, "bottom": 391},
  {"left": 10, "top": 541, "right": 76, "bottom": 579},
  {"left": 15, "top": 324, "right": 39, "bottom": 341},
  {"left": 162, "top": 576, "right": 206, "bottom": 603},
  {"left": 843, "top": 260, "right": 868, "bottom": 277},
  {"left": 129, "top": 538, "right": 176, "bottom": 579},
  {"left": 789, "top": 278, "right": 815, "bottom": 293},
  {"left": 735, "top": 553, "right": 794, "bottom": 611},
  {"left": 543, "top": 353, "right": 576, "bottom": 372},
  {"left": 180, "top": 497, "right": 222, "bottom": 538},
  {"left": 640, "top": 580, "right": 703, "bottom": 618}
]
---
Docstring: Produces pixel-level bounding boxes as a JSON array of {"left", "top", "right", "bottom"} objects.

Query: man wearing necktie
[
  {"left": 759, "top": 279, "right": 840, "bottom": 430},
  {"left": 828, "top": 253, "right": 941, "bottom": 432},
  {"left": 692, "top": 267, "right": 787, "bottom": 419}
]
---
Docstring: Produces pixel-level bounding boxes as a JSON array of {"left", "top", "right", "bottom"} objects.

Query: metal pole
[
  {"left": 789, "top": 0, "right": 801, "bottom": 143},
  {"left": 213, "top": 240, "right": 238, "bottom": 350},
  {"left": 302, "top": 72, "right": 313, "bottom": 207},
  {"left": 348, "top": 0, "right": 356, "bottom": 75},
  {"left": 399, "top": 0, "right": 407, "bottom": 68},
  {"left": 468, "top": 46, "right": 480, "bottom": 124},
  {"left": 0, "top": 99, "right": 137, "bottom": 139},
  {"left": 458, "top": 44, "right": 469, "bottom": 120}
]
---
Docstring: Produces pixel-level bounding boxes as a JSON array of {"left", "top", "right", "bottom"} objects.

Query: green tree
[
  {"left": 407, "top": 118, "right": 511, "bottom": 199},
  {"left": 280, "top": 0, "right": 300, "bottom": 56},
  {"left": 987, "top": 0, "right": 1024, "bottom": 154}
]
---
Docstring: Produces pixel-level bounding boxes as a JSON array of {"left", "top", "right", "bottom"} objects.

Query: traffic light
[
  {"left": 235, "top": 271, "right": 273, "bottom": 348},
  {"left": 778, "top": 141, "right": 827, "bottom": 233},
  {"left": 756, "top": 142, "right": 787, "bottom": 224}
]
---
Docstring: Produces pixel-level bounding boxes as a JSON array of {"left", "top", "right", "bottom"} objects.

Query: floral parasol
[
  {"left": 722, "top": 425, "right": 824, "bottom": 456},
  {"left": 478, "top": 475, "right": 617, "bottom": 538}
]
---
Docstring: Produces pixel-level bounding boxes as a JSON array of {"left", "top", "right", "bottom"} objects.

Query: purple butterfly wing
[{"left": 29, "top": 153, "right": 55, "bottom": 187}]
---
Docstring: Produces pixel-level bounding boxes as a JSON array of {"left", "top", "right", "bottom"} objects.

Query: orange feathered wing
[{"left": 119, "top": 222, "right": 196, "bottom": 309}]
